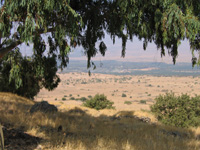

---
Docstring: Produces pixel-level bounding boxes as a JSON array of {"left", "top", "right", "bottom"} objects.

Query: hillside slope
[{"left": 0, "top": 92, "right": 200, "bottom": 150}]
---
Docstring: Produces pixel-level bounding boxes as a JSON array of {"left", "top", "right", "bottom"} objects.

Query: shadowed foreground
[{"left": 0, "top": 92, "right": 200, "bottom": 150}]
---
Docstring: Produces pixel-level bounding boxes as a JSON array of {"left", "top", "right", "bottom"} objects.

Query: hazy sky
[
  {"left": 69, "top": 34, "right": 194, "bottom": 64},
  {"left": 20, "top": 34, "right": 195, "bottom": 64}
]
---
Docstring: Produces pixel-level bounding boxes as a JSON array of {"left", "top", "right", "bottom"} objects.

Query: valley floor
[{"left": 36, "top": 72, "right": 200, "bottom": 111}]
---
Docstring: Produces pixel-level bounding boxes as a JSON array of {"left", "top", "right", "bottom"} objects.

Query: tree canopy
[{"left": 0, "top": 0, "right": 200, "bottom": 97}]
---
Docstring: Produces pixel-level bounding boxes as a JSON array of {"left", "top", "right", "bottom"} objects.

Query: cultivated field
[{"left": 36, "top": 72, "right": 200, "bottom": 111}]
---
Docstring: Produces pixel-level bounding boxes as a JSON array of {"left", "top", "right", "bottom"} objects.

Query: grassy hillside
[{"left": 0, "top": 92, "right": 200, "bottom": 150}]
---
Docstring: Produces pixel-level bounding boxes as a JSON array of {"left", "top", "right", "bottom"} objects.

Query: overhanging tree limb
[
  {"left": 0, "top": 0, "right": 199, "bottom": 98},
  {"left": 0, "top": 27, "right": 56, "bottom": 59},
  {"left": 0, "top": 40, "right": 22, "bottom": 59}
]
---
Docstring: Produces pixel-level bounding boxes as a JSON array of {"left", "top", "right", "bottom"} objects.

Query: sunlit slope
[{"left": 0, "top": 92, "right": 200, "bottom": 150}]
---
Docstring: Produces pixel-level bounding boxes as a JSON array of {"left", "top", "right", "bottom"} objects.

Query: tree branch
[
  {"left": 0, "top": 27, "right": 56, "bottom": 59},
  {"left": 0, "top": 40, "right": 22, "bottom": 59}
]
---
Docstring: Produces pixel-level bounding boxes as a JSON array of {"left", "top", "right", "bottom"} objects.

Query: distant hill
[{"left": 60, "top": 60, "right": 200, "bottom": 76}]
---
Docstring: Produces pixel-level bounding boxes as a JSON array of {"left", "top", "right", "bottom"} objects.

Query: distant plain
[{"left": 36, "top": 72, "right": 200, "bottom": 111}]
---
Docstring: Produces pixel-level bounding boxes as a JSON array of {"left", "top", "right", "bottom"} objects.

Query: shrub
[
  {"left": 70, "top": 97, "right": 75, "bottom": 100},
  {"left": 124, "top": 101, "right": 132, "bottom": 105},
  {"left": 122, "top": 93, "right": 127, "bottom": 97},
  {"left": 79, "top": 97, "right": 87, "bottom": 102},
  {"left": 140, "top": 100, "right": 146, "bottom": 104},
  {"left": 69, "top": 94, "right": 72, "bottom": 97},
  {"left": 81, "top": 81, "right": 87, "bottom": 84},
  {"left": 83, "top": 94, "right": 115, "bottom": 110},
  {"left": 151, "top": 93, "right": 200, "bottom": 128},
  {"left": 62, "top": 97, "right": 66, "bottom": 101},
  {"left": 88, "top": 95, "right": 92, "bottom": 98}
]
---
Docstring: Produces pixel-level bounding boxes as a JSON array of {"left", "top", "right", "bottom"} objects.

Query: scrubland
[{"left": 37, "top": 72, "right": 200, "bottom": 111}]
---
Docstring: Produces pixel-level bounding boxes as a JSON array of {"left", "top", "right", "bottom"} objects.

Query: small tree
[
  {"left": 151, "top": 93, "right": 200, "bottom": 128},
  {"left": 83, "top": 94, "right": 115, "bottom": 110}
]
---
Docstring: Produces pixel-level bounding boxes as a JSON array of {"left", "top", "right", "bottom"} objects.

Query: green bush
[
  {"left": 70, "top": 97, "right": 75, "bottom": 100},
  {"left": 62, "top": 97, "right": 66, "bottom": 101},
  {"left": 122, "top": 93, "right": 127, "bottom": 97},
  {"left": 151, "top": 93, "right": 200, "bottom": 128},
  {"left": 88, "top": 95, "right": 92, "bottom": 98},
  {"left": 140, "top": 100, "right": 146, "bottom": 104},
  {"left": 124, "top": 101, "right": 132, "bottom": 105},
  {"left": 83, "top": 94, "right": 115, "bottom": 110},
  {"left": 79, "top": 97, "right": 87, "bottom": 102}
]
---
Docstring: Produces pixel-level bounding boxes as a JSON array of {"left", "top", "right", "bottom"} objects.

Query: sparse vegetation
[
  {"left": 70, "top": 97, "right": 75, "bottom": 100},
  {"left": 81, "top": 81, "right": 87, "bottom": 84},
  {"left": 151, "top": 93, "right": 200, "bottom": 128},
  {"left": 79, "top": 97, "right": 87, "bottom": 102},
  {"left": 161, "top": 89, "right": 168, "bottom": 93},
  {"left": 124, "top": 101, "right": 132, "bottom": 105},
  {"left": 122, "top": 93, "right": 127, "bottom": 97},
  {"left": 88, "top": 95, "right": 92, "bottom": 98},
  {"left": 83, "top": 94, "right": 115, "bottom": 110},
  {"left": 62, "top": 97, "right": 67, "bottom": 101},
  {"left": 140, "top": 100, "right": 146, "bottom": 104}
]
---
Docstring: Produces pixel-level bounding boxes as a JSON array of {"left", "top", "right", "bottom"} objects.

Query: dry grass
[
  {"left": 36, "top": 72, "right": 200, "bottom": 111},
  {"left": 1, "top": 92, "right": 200, "bottom": 150}
]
